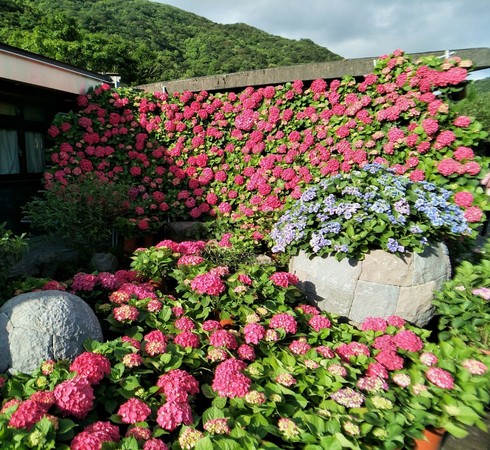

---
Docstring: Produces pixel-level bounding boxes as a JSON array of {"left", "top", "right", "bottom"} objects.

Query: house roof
[{"left": 0, "top": 43, "right": 113, "bottom": 95}]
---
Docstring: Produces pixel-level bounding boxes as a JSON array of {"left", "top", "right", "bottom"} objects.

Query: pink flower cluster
[
  {"left": 212, "top": 358, "right": 251, "bottom": 398},
  {"left": 190, "top": 272, "right": 226, "bottom": 296}
]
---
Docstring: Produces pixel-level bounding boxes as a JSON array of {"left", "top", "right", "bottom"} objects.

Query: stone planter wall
[{"left": 289, "top": 242, "right": 451, "bottom": 326}]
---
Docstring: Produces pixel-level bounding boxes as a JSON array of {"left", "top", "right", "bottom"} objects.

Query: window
[{"left": 0, "top": 102, "right": 47, "bottom": 175}]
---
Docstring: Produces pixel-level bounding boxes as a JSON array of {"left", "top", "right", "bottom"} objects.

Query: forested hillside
[{"left": 0, "top": 0, "right": 342, "bottom": 86}]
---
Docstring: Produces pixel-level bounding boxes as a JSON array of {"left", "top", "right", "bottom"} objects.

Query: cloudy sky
[{"left": 154, "top": 0, "right": 490, "bottom": 78}]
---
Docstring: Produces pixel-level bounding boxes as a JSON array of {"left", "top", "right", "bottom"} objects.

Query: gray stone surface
[
  {"left": 289, "top": 243, "right": 451, "bottom": 326},
  {"left": 349, "top": 281, "right": 399, "bottom": 323},
  {"left": 91, "top": 252, "right": 118, "bottom": 272},
  {"left": 396, "top": 280, "right": 440, "bottom": 326},
  {"left": 359, "top": 249, "right": 413, "bottom": 286},
  {"left": 413, "top": 241, "right": 451, "bottom": 284},
  {"left": 0, "top": 290, "right": 103, "bottom": 375}
]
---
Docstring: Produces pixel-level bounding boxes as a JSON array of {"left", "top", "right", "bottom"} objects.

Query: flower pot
[
  {"left": 122, "top": 238, "right": 138, "bottom": 253},
  {"left": 143, "top": 234, "right": 154, "bottom": 248},
  {"left": 413, "top": 428, "right": 446, "bottom": 450},
  {"left": 289, "top": 242, "right": 451, "bottom": 326}
]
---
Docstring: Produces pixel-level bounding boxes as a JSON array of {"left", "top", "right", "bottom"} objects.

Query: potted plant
[{"left": 270, "top": 163, "right": 476, "bottom": 325}]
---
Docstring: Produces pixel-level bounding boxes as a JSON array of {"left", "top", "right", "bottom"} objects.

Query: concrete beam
[{"left": 139, "top": 47, "right": 490, "bottom": 94}]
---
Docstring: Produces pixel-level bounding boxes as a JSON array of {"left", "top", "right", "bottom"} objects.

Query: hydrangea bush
[
  {"left": 0, "top": 239, "right": 489, "bottom": 449},
  {"left": 271, "top": 163, "right": 473, "bottom": 261},
  {"left": 43, "top": 50, "right": 488, "bottom": 239}
]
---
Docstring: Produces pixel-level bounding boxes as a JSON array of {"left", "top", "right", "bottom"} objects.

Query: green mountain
[{"left": 0, "top": 0, "right": 342, "bottom": 86}]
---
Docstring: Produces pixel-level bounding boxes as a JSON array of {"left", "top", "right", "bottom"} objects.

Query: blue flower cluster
[{"left": 271, "top": 164, "right": 472, "bottom": 259}]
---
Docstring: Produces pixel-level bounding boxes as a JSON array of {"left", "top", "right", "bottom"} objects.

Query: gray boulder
[{"left": 0, "top": 290, "right": 103, "bottom": 375}]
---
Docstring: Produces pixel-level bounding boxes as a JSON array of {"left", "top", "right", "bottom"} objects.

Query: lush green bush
[
  {"left": 23, "top": 175, "right": 130, "bottom": 258},
  {"left": 0, "top": 239, "right": 489, "bottom": 449},
  {"left": 433, "top": 240, "right": 490, "bottom": 350},
  {"left": 0, "top": 223, "right": 28, "bottom": 301}
]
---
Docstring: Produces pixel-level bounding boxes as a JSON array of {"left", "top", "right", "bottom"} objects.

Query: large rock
[
  {"left": 0, "top": 290, "right": 103, "bottom": 374},
  {"left": 289, "top": 242, "right": 451, "bottom": 326}
]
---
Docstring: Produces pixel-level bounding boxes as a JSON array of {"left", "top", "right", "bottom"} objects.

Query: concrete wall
[{"left": 139, "top": 48, "right": 490, "bottom": 94}]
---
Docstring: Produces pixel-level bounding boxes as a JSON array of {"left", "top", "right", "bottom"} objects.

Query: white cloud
[{"left": 154, "top": 0, "right": 490, "bottom": 59}]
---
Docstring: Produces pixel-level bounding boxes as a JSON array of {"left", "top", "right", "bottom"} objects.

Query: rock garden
[{"left": 0, "top": 50, "right": 489, "bottom": 450}]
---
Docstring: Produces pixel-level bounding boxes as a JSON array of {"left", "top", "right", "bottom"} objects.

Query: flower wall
[{"left": 45, "top": 50, "right": 488, "bottom": 235}]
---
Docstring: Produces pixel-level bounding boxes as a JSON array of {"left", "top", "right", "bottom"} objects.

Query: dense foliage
[
  {"left": 0, "top": 239, "right": 489, "bottom": 449},
  {"left": 0, "top": 0, "right": 341, "bottom": 86}
]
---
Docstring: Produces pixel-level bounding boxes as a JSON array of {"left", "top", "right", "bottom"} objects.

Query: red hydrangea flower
[
  {"left": 212, "top": 358, "right": 251, "bottom": 398},
  {"left": 70, "top": 352, "right": 111, "bottom": 385},
  {"left": 243, "top": 323, "right": 265, "bottom": 345},
  {"left": 118, "top": 398, "right": 151, "bottom": 424},
  {"left": 190, "top": 272, "right": 226, "bottom": 296},
  {"left": 393, "top": 330, "right": 423, "bottom": 352},
  {"left": 308, "top": 315, "right": 332, "bottom": 331},
  {"left": 269, "top": 313, "right": 298, "bottom": 334},
  {"left": 54, "top": 376, "right": 94, "bottom": 418}
]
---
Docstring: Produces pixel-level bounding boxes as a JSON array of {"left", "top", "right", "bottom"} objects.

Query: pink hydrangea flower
[
  {"left": 8, "top": 399, "right": 48, "bottom": 430},
  {"left": 269, "top": 272, "right": 299, "bottom": 287},
  {"left": 113, "top": 305, "right": 139, "bottom": 322},
  {"left": 156, "top": 401, "right": 193, "bottom": 431},
  {"left": 375, "top": 350, "right": 404, "bottom": 371},
  {"left": 174, "top": 331, "right": 200, "bottom": 348},
  {"left": 209, "top": 329, "right": 238, "bottom": 349},
  {"left": 269, "top": 313, "right": 298, "bottom": 334},
  {"left": 360, "top": 317, "right": 387, "bottom": 332},
  {"left": 393, "top": 330, "right": 424, "bottom": 352},
  {"left": 386, "top": 315, "right": 406, "bottom": 328},
  {"left": 420, "top": 352, "right": 438, "bottom": 366},
  {"left": 190, "top": 272, "right": 226, "bottom": 296},
  {"left": 275, "top": 372, "right": 297, "bottom": 386},
  {"left": 462, "top": 359, "right": 488, "bottom": 375},
  {"left": 308, "top": 315, "right": 331, "bottom": 331},
  {"left": 289, "top": 339, "right": 311, "bottom": 355},
  {"left": 212, "top": 359, "right": 251, "bottom": 398},
  {"left": 331, "top": 388, "right": 365, "bottom": 408},
  {"left": 70, "top": 352, "right": 111, "bottom": 385},
  {"left": 203, "top": 418, "right": 231, "bottom": 435},
  {"left": 143, "top": 438, "right": 168, "bottom": 450},
  {"left": 426, "top": 367, "right": 455, "bottom": 389},
  {"left": 118, "top": 398, "right": 151, "bottom": 424},
  {"left": 392, "top": 373, "right": 411, "bottom": 387},
  {"left": 54, "top": 376, "right": 94, "bottom": 418},
  {"left": 126, "top": 426, "right": 152, "bottom": 441},
  {"left": 454, "top": 191, "right": 474, "bottom": 208},
  {"left": 243, "top": 322, "right": 266, "bottom": 344},
  {"left": 237, "top": 344, "right": 256, "bottom": 361},
  {"left": 464, "top": 206, "right": 483, "bottom": 223},
  {"left": 316, "top": 345, "right": 335, "bottom": 359}
]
